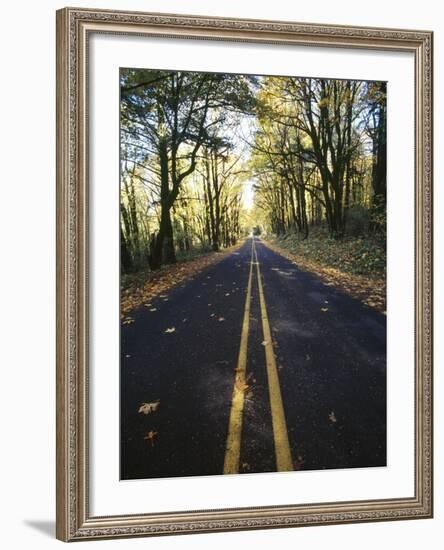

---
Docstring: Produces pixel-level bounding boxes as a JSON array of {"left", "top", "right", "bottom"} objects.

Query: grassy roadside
[
  {"left": 121, "top": 242, "right": 243, "bottom": 318},
  {"left": 263, "top": 230, "right": 386, "bottom": 314}
]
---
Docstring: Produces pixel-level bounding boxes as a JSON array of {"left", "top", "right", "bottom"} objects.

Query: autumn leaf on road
[
  {"left": 235, "top": 379, "right": 249, "bottom": 392},
  {"left": 218, "top": 317, "right": 225, "bottom": 322},
  {"left": 138, "top": 401, "right": 160, "bottom": 415},
  {"left": 329, "top": 411, "right": 337, "bottom": 423},
  {"left": 144, "top": 430, "right": 158, "bottom": 446},
  {"left": 149, "top": 308, "right": 157, "bottom": 312},
  {"left": 164, "top": 327, "right": 176, "bottom": 333},
  {"left": 261, "top": 340, "right": 268, "bottom": 346},
  {"left": 294, "top": 454, "right": 305, "bottom": 470},
  {"left": 321, "top": 307, "right": 329, "bottom": 312},
  {"left": 123, "top": 317, "right": 135, "bottom": 325}
]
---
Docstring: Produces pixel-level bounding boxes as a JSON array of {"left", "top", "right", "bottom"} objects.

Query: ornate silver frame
[{"left": 56, "top": 7, "right": 433, "bottom": 541}]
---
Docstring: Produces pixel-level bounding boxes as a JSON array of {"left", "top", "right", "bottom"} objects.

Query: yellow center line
[
  {"left": 223, "top": 238, "right": 255, "bottom": 474},
  {"left": 253, "top": 239, "right": 293, "bottom": 472}
]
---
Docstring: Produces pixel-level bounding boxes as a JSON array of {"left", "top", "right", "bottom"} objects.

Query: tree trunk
[
  {"left": 370, "top": 82, "right": 387, "bottom": 234},
  {"left": 149, "top": 137, "right": 177, "bottom": 269},
  {"left": 120, "top": 224, "right": 133, "bottom": 273},
  {"left": 162, "top": 207, "right": 176, "bottom": 264}
]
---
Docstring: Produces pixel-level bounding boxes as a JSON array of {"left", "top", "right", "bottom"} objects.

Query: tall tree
[{"left": 121, "top": 70, "right": 255, "bottom": 269}]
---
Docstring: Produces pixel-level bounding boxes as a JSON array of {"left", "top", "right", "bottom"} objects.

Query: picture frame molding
[{"left": 56, "top": 7, "right": 433, "bottom": 542}]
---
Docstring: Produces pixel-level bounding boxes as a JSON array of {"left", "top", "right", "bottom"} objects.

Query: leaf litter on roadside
[
  {"left": 120, "top": 243, "right": 242, "bottom": 319},
  {"left": 264, "top": 239, "right": 386, "bottom": 314}
]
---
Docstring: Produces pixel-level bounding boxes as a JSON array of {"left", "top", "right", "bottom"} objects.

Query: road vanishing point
[{"left": 121, "top": 237, "right": 386, "bottom": 479}]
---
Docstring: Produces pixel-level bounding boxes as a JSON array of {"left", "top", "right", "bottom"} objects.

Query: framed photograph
[{"left": 56, "top": 7, "right": 433, "bottom": 541}]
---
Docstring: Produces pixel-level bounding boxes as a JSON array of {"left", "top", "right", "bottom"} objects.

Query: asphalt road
[{"left": 121, "top": 237, "right": 386, "bottom": 480}]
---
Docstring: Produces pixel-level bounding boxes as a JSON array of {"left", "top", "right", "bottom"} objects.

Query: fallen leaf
[
  {"left": 164, "top": 327, "right": 176, "bottom": 333},
  {"left": 123, "top": 317, "right": 135, "bottom": 325},
  {"left": 149, "top": 308, "right": 157, "bottom": 312},
  {"left": 138, "top": 401, "right": 160, "bottom": 415},
  {"left": 159, "top": 294, "right": 168, "bottom": 298},
  {"left": 144, "top": 303, "right": 153, "bottom": 308},
  {"left": 210, "top": 313, "right": 216, "bottom": 317},
  {"left": 125, "top": 354, "right": 131, "bottom": 358},
  {"left": 218, "top": 317, "right": 225, "bottom": 322},
  {"left": 321, "top": 307, "right": 329, "bottom": 312},
  {"left": 225, "top": 293, "right": 230, "bottom": 297},
  {"left": 144, "top": 430, "right": 158, "bottom": 446},
  {"left": 294, "top": 454, "right": 305, "bottom": 470},
  {"left": 329, "top": 411, "right": 337, "bottom": 423},
  {"left": 261, "top": 340, "right": 268, "bottom": 346},
  {"left": 235, "top": 379, "right": 249, "bottom": 392}
]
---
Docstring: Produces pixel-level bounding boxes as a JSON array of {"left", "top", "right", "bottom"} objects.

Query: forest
[{"left": 120, "top": 69, "right": 386, "bottom": 276}]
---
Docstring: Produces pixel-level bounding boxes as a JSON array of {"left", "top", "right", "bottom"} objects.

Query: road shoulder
[
  {"left": 261, "top": 238, "right": 386, "bottom": 314},
  {"left": 121, "top": 242, "right": 244, "bottom": 318}
]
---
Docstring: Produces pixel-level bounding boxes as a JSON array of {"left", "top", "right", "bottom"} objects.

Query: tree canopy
[{"left": 120, "top": 69, "right": 386, "bottom": 274}]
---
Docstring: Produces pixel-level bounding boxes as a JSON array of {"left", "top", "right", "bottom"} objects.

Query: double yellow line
[{"left": 223, "top": 238, "right": 293, "bottom": 474}]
